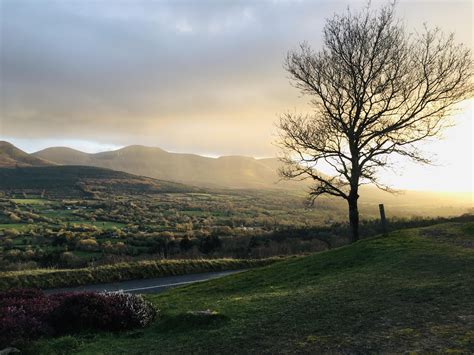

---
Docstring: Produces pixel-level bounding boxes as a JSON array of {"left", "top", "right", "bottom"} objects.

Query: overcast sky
[{"left": 0, "top": 0, "right": 472, "bottom": 191}]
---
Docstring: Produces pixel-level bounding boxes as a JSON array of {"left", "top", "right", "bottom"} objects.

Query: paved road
[{"left": 44, "top": 270, "right": 243, "bottom": 295}]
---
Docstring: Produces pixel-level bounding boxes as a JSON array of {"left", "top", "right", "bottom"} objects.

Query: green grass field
[
  {"left": 32, "top": 222, "right": 474, "bottom": 354},
  {"left": 0, "top": 223, "right": 32, "bottom": 231},
  {"left": 11, "top": 198, "right": 48, "bottom": 205},
  {"left": 40, "top": 209, "right": 75, "bottom": 218},
  {"left": 68, "top": 220, "right": 125, "bottom": 229}
]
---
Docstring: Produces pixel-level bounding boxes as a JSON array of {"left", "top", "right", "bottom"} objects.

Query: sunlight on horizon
[
  {"left": 376, "top": 100, "right": 473, "bottom": 194},
  {"left": 1, "top": 0, "right": 472, "bottom": 195},
  {"left": 3, "top": 98, "right": 472, "bottom": 195}
]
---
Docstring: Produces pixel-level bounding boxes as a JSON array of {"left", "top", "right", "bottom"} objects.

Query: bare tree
[{"left": 278, "top": 4, "right": 472, "bottom": 242}]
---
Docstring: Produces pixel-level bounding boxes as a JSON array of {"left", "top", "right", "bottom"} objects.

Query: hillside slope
[
  {"left": 29, "top": 146, "right": 92, "bottom": 166},
  {"left": 0, "top": 141, "right": 53, "bottom": 168},
  {"left": 32, "top": 144, "right": 473, "bottom": 215},
  {"left": 0, "top": 166, "right": 197, "bottom": 197},
  {"left": 37, "top": 222, "right": 474, "bottom": 353},
  {"left": 33, "top": 145, "right": 303, "bottom": 190}
]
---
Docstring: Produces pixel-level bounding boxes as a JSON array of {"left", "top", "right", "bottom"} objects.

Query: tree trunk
[{"left": 348, "top": 196, "right": 359, "bottom": 243}]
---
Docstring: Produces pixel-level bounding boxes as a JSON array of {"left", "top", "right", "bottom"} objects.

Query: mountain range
[
  {"left": 0, "top": 142, "right": 197, "bottom": 197},
  {"left": 0, "top": 141, "right": 471, "bottom": 215},
  {"left": 31, "top": 144, "right": 298, "bottom": 190}
]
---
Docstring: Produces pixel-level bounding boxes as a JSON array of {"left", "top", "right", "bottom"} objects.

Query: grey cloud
[{"left": 0, "top": 0, "right": 471, "bottom": 155}]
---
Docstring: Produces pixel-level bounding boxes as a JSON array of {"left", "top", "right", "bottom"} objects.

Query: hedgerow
[{"left": 0, "top": 257, "right": 282, "bottom": 290}]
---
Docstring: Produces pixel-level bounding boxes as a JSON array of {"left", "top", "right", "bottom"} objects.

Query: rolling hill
[
  {"left": 33, "top": 145, "right": 300, "bottom": 190},
  {"left": 0, "top": 141, "right": 53, "bottom": 168},
  {"left": 0, "top": 165, "right": 197, "bottom": 198},
  {"left": 0, "top": 141, "right": 469, "bottom": 215},
  {"left": 32, "top": 144, "right": 473, "bottom": 216},
  {"left": 34, "top": 222, "right": 474, "bottom": 353}
]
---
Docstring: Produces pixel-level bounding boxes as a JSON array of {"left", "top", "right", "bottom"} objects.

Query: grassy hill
[
  {"left": 0, "top": 141, "right": 52, "bottom": 168},
  {"left": 0, "top": 165, "right": 197, "bottom": 198},
  {"left": 35, "top": 222, "right": 474, "bottom": 354}
]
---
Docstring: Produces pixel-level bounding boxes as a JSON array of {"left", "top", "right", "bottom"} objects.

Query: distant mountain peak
[
  {"left": 114, "top": 145, "right": 167, "bottom": 153},
  {"left": 216, "top": 155, "right": 256, "bottom": 161},
  {"left": 0, "top": 140, "right": 15, "bottom": 148},
  {"left": 35, "top": 146, "right": 89, "bottom": 154},
  {"left": 0, "top": 141, "right": 53, "bottom": 168}
]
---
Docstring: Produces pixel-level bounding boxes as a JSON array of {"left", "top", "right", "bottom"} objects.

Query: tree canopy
[{"left": 279, "top": 4, "right": 472, "bottom": 241}]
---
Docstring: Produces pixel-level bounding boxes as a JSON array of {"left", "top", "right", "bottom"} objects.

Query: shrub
[
  {"left": 77, "top": 238, "right": 99, "bottom": 251},
  {"left": 0, "top": 306, "right": 47, "bottom": 347},
  {"left": 0, "top": 288, "right": 157, "bottom": 347},
  {"left": 50, "top": 291, "right": 157, "bottom": 332},
  {"left": 8, "top": 213, "right": 21, "bottom": 223},
  {"left": 0, "top": 288, "right": 59, "bottom": 347},
  {"left": 102, "top": 292, "right": 157, "bottom": 328}
]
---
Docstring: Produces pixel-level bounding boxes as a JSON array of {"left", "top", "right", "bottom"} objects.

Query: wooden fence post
[{"left": 379, "top": 203, "right": 387, "bottom": 234}]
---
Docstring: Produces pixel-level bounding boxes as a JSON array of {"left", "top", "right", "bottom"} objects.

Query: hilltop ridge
[
  {"left": 33, "top": 144, "right": 296, "bottom": 190},
  {"left": 0, "top": 141, "right": 53, "bottom": 168}
]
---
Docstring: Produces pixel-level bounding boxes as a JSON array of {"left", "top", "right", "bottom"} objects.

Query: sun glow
[{"left": 378, "top": 100, "right": 473, "bottom": 193}]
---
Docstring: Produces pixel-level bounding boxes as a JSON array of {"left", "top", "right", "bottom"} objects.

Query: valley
[
  {"left": 0, "top": 141, "right": 472, "bottom": 275},
  {"left": 2, "top": 1, "right": 473, "bottom": 352}
]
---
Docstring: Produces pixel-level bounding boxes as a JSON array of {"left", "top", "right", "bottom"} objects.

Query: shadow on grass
[{"left": 156, "top": 312, "right": 230, "bottom": 333}]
